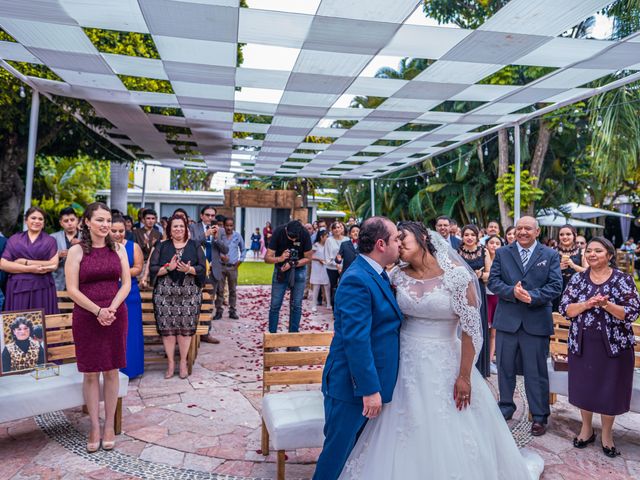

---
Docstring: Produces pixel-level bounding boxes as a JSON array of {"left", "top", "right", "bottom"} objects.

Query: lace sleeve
[
  {"left": 444, "top": 266, "right": 483, "bottom": 359},
  {"left": 388, "top": 264, "right": 403, "bottom": 287}
]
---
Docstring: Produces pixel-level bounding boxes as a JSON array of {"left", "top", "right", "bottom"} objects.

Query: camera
[{"left": 288, "top": 248, "right": 300, "bottom": 263}]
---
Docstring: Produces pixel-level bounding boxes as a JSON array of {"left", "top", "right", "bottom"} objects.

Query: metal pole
[
  {"left": 23, "top": 90, "right": 40, "bottom": 223},
  {"left": 513, "top": 124, "right": 521, "bottom": 222},
  {"left": 370, "top": 179, "right": 375, "bottom": 217},
  {"left": 140, "top": 162, "right": 148, "bottom": 208}
]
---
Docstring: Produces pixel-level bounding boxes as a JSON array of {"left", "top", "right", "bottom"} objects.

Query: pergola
[{"left": 2, "top": 0, "right": 640, "bottom": 218}]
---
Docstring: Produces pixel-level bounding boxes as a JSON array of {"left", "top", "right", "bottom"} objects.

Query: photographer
[{"left": 265, "top": 220, "right": 313, "bottom": 338}]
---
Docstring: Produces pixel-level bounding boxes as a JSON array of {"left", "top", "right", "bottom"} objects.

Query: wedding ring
[{"left": 463, "top": 395, "right": 469, "bottom": 399}]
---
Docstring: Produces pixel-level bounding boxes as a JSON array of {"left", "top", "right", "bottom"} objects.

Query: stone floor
[{"left": 1, "top": 285, "right": 639, "bottom": 479}]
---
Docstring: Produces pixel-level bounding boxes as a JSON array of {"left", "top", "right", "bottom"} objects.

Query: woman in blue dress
[
  {"left": 250, "top": 228, "right": 261, "bottom": 260},
  {"left": 111, "top": 216, "right": 144, "bottom": 378}
]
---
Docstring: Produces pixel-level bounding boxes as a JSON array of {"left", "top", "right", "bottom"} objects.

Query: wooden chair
[{"left": 261, "top": 332, "right": 333, "bottom": 480}]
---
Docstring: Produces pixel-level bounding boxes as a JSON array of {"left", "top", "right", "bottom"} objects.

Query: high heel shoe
[
  {"left": 602, "top": 442, "right": 621, "bottom": 458},
  {"left": 165, "top": 365, "right": 175, "bottom": 379},
  {"left": 102, "top": 439, "right": 115, "bottom": 451},
  {"left": 86, "top": 440, "right": 101, "bottom": 453},
  {"left": 573, "top": 432, "right": 596, "bottom": 449}
]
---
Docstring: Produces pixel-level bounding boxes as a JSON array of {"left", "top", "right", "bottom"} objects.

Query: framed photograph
[{"left": 0, "top": 309, "right": 47, "bottom": 376}]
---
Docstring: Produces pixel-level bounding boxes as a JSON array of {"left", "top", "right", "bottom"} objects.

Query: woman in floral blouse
[{"left": 559, "top": 237, "right": 640, "bottom": 458}]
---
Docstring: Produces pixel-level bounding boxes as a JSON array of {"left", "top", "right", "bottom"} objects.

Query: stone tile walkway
[{"left": 1, "top": 285, "right": 639, "bottom": 479}]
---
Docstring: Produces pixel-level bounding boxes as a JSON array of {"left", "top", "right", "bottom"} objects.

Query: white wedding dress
[{"left": 339, "top": 267, "right": 544, "bottom": 480}]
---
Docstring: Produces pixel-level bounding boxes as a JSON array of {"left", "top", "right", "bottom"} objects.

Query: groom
[
  {"left": 488, "top": 216, "right": 562, "bottom": 436},
  {"left": 314, "top": 217, "right": 403, "bottom": 480}
]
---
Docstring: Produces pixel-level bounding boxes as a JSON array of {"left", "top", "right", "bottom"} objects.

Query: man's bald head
[
  {"left": 516, "top": 216, "right": 539, "bottom": 229},
  {"left": 515, "top": 216, "right": 540, "bottom": 248}
]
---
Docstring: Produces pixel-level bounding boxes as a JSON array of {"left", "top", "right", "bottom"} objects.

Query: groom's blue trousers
[{"left": 313, "top": 396, "right": 367, "bottom": 480}]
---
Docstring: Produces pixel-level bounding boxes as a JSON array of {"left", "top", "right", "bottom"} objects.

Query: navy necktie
[{"left": 380, "top": 270, "right": 390, "bottom": 284}]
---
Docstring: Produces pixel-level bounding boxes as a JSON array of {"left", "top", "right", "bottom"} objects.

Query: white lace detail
[
  {"left": 391, "top": 234, "right": 483, "bottom": 359},
  {"left": 430, "top": 232, "right": 483, "bottom": 359}
]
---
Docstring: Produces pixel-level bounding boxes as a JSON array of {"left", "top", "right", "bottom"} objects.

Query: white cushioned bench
[
  {"left": 261, "top": 332, "right": 333, "bottom": 480},
  {"left": 0, "top": 313, "right": 129, "bottom": 433},
  {"left": 0, "top": 363, "right": 129, "bottom": 424},
  {"left": 262, "top": 390, "right": 325, "bottom": 452}
]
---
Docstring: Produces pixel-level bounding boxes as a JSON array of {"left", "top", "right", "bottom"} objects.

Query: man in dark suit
[
  {"left": 335, "top": 224, "right": 360, "bottom": 274},
  {"left": 435, "top": 215, "right": 461, "bottom": 249},
  {"left": 189, "top": 205, "right": 229, "bottom": 343},
  {"left": 314, "top": 217, "right": 402, "bottom": 480},
  {"left": 488, "top": 216, "right": 562, "bottom": 436}
]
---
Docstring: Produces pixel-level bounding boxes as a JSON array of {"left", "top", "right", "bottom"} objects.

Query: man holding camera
[
  {"left": 265, "top": 220, "right": 313, "bottom": 339},
  {"left": 190, "top": 206, "right": 229, "bottom": 344}
]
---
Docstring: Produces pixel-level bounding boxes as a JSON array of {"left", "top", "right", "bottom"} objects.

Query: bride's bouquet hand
[{"left": 454, "top": 376, "right": 472, "bottom": 411}]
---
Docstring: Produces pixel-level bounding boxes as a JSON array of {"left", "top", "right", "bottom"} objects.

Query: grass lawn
[{"left": 238, "top": 261, "right": 274, "bottom": 285}]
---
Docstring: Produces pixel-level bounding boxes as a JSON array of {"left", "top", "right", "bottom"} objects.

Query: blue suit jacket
[
  {"left": 449, "top": 235, "right": 462, "bottom": 250},
  {"left": 322, "top": 255, "right": 403, "bottom": 404},
  {"left": 488, "top": 242, "right": 562, "bottom": 336}
]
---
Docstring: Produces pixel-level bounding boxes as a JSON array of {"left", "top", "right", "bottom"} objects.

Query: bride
[{"left": 339, "top": 221, "right": 544, "bottom": 479}]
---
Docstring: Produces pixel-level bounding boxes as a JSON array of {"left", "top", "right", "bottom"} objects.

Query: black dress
[
  {"left": 458, "top": 245, "right": 490, "bottom": 377},
  {"left": 150, "top": 240, "right": 206, "bottom": 337}
]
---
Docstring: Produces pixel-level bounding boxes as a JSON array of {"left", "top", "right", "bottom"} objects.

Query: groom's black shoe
[{"left": 531, "top": 422, "right": 546, "bottom": 436}]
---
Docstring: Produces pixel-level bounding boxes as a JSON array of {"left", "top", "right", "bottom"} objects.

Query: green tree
[
  {"left": 32, "top": 155, "right": 111, "bottom": 232},
  {"left": 494, "top": 166, "right": 544, "bottom": 216}
]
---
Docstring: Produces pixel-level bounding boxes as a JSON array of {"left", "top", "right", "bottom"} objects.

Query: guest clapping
[
  {"left": 150, "top": 215, "right": 205, "bottom": 379},
  {"left": 0, "top": 207, "right": 59, "bottom": 314},
  {"left": 65, "top": 202, "right": 131, "bottom": 452},
  {"left": 559, "top": 237, "right": 640, "bottom": 458}
]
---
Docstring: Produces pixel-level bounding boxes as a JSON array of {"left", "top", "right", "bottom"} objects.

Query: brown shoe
[
  {"left": 202, "top": 335, "right": 220, "bottom": 344},
  {"left": 531, "top": 422, "right": 546, "bottom": 437}
]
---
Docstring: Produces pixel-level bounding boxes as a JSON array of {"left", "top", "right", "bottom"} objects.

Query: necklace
[{"left": 590, "top": 267, "right": 612, "bottom": 284}]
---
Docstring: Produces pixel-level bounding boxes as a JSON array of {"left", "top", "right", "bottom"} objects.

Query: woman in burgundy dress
[
  {"left": 0, "top": 206, "right": 59, "bottom": 314},
  {"left": 65, "top": 203, "right": 131, "bottom": 453},
  {"left": 559, "top": 237, "right": 640, "bottom": 458}
]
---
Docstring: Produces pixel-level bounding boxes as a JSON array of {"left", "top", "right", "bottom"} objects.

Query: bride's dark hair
[{"left": 397, "top": 221, "right": 437, "bottom": 259}]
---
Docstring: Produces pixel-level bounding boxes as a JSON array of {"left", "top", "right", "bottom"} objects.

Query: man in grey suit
[
  {"left": 488, "top": 216, "right": 562, "bottom": 437},
  {"left": 189, "top": 205, "right": 228, "bottom": 344}
]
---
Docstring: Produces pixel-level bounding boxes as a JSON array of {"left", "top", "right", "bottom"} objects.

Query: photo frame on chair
[{"left": 0, "top": 309, "right": 47, "bottom": 376}]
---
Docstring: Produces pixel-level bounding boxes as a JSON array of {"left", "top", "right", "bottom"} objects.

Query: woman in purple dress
[
  {"left": 65, "top": 203, "right": 131, "bottom": 453},
  {"left": 559, "top": 237, "right": 640, "bottom": 458},
  {"left": 0, "top": 206, "right": 59, "bottom": 314}
]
